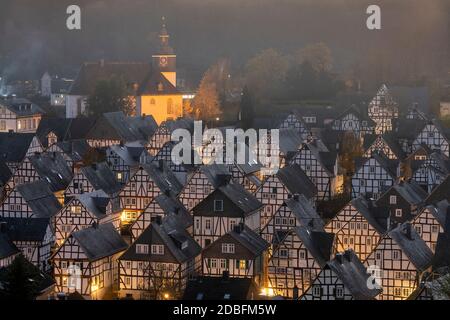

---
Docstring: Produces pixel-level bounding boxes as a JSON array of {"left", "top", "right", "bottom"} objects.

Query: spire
[{"left": 158, "top": 16, "right": 172, "bottom": 52}]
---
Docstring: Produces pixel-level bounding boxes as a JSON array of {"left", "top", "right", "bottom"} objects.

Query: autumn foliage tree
[{"left": 191, "top": 70, "right": 222, "bottom": 120}]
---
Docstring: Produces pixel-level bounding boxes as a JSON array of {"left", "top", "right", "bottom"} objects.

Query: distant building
[
  {"left": 41, "top": 72, "right": 74, "bottom": 107},
  {"left": 0, "top": 97, "right": 44, "bottom": 133}
]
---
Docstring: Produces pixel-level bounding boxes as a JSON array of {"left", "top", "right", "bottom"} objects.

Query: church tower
[{"left": 152, "top": 16, "right": 177, "bottom": 87}]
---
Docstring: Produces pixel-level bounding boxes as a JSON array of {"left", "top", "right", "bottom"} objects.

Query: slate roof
[
  {"left": 80, "top": 162, "right": 122, "bottom": 196},
  {"left": 16, "top": 180, "right": 62, "bottom": 218},
  {"left": 153, "top": 194, "right": 192, "bottom": 229},
  {"left": 394, "top": 119, "right": 426, "bottom": 140},
  {"left": 74, "top": 193, "right": 108, "bottom": 219},
  {"left": 183, "top": 276, "right": 256, "bottom": 300},
  {"left": 0, "top": 97, "right": 44, "bottom": 116},
  {"left": 86, "top": 112, "right": 157, "bottom": 142},
  {"left": 0, "top": 217, "right": 50, "bottom": 242},
  {"left": 301, "top": 140, "right": 337, "bottom": 174},
  {"left": 71, "top": 223, "right": 127, "bottom": 261},
  {"left": 390, "top": 86, "right": 430, "bottom": 113},
  {"left": 355, "top": 152, "right": 398, "bottom": 179},
  {"left": 108, "top": 144, "right": 141, "bottom": 167},
  {"left": 285, "top": 194, "right": 324, "bottom": 230},
  {"left": 29, "top": 152, "right": 73, "bottom": 192},
  {"left": 142, "top": 161, "right": 183, "bottom": 196},
  {"left": 276, "top": 164, "right": 318, "bottom": 199},
  {"left": 138, "top": 69, "right": 179, "bottom": 95},
  {"left": 327, "top": 250, "right": 382, "bottom": 300},
  {"left": 227, "top": 224, "right": 269, "bottom": 257},
  {"left": 388, "top": 223, "right": 433, "bottom": 271},
  {"left": 56, "top": 139, "right": 93, "bottom": 163},
  {"left": 120, "top": 218, "right": 201, "bottom": 264},
  {"left": 69, "top": 61, "right": 151, "bottom": 96},
  {"left": 352, "top": 197, "right": 389, "bottom": 234},
  {"left": 424, "top": 200, "right": 450, "bottom": 227},
  {"left": 278, "top": 128, "right": 303, "bottom": 157},
  {"left": 218, "top": 182, "right": 263, "bottom": 216},
  {"left": 425, "top": 174, "right": 450, "bottom": 205},
  {"left": 36, "top": 117, "right": 97, "bottom": 144},
  {"left": 0, "top": 132, "right": 34, "bottom": 164},
  {"left": 294, "top": 225, "right": 334, "bottom": 267},
  {"left": 392, "top": 181, "right": 428, "bottom": 206},
  {"left": 0, "top": 161, "right": 12, "bottom": 187},
  {"left": 334, "top": 104, "right": 375, "bottom": 124},
  {"left": 199, "top": 164, "right": 232, "bottom": 188},
  {"left": 0, "top": 230, "right": 19, "bottom": 259},
  {"left": 432, "top": 223, "right": 450, "bottom": 272}
]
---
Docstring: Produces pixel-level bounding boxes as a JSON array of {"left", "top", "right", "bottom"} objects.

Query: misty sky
[{"left": 0, "top": 0, "right": 448, "bottom": 82}]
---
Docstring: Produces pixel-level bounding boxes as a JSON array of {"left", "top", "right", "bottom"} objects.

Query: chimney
[
  {"left": 335, "top": 253, "right": 343, "bottom": 264},
  {"left": 173, "top": 207, "right": 180, "bottom": 215},
  {"left": 151, "top": 216, "right": 162, "bottom": 225},
  {"left": 233, "top": 222, "right": 245, "bottom": 234},
  {"left": 401, "top": 224, "right": 413, "bottom": 240},
  {"left": 92, "top": 221, "right": 98, "bottom": 229},
  {"left": 293, "top": 193, "right": 300, "bottom": 201}
]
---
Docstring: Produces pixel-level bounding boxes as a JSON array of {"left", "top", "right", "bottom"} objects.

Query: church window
[
  {"left": 167, "top": 98, "right": 173, "bottom": 114},
  {"left": 150, "top": 98, "right": 155, "bottom": 105}
]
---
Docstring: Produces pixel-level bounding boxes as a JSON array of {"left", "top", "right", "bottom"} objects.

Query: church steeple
[{"left": 152, "top": 16, "right": 177, "bottom": 87}]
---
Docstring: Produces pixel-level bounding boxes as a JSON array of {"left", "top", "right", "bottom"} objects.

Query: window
[
  {"left": 395, "top": 209, "right": 402, "bottom": 217},
  {"left": 431, "top": 225, "right": 439, "bottom": 233},
  {"left": 389, "top": 195, "right": 397, "bottom": 205},
  {"left": 136, "top": 244, "right": 149, "bottom": 254},
  {"left": 335, "top": 286, "right": 344, "bottom": 298},
  {"left": 151, "top": 244, "right": 164, "bottom": 255},
  {"left": 369, "top": 166, "right": 375, "bottom": 173},
  {"left": 221, "top": 243, "right": 235, "bottom": 254},
  {"left": 214, "top": 200, "right": 223, "bottom": 212},
  {"left": 71, "top": 206, "right": 81, "bottom": 214},
  {"left": 117, "top": 172, "right": 123, "bottom": 180},
  {"left": 279, "top": 249, "right": 288, "bottom": 258},
  {"left": 393, "top": 250, "right": 400, "bottom": 260},
  {"left": 360, "top": 179, "right": 365, "bottom": 187},
  {"left": 167, "top": 98, "right": 173, "bottom": 114},
  {"left": 230, "top": 220, "right": 236, "bottom": 229},
  {"left": 150, "top": 98, "right": 155, "bottom": 105},
  {"left": 205, "top": 219, "right": 211, "bottom": 230},
  {"left": 220, "top": 259, "right": 228, "bottom": 269},
  {"left": 415, "top": 225, "right": 422, "bottom": 234},
  {"left": 238, "top": 260, "right": 247, "bottom": 270},
  {"left": 211, "top": 259, "right": 217, "bottom": 268},
  {"left": 312, "top": 285, "right": 321, "bottom": 297}
]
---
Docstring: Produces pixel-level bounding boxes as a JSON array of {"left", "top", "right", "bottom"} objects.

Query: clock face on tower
[{"left": 159, "top": 56, "right": 168, "bottom": 67}]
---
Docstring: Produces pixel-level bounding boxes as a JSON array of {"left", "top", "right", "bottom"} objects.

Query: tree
[
  {"left": 244, "top": 48, "right": 289, "bottom": 101},
  {"left": 191, "top": 71, "right": 222, "bottom": 121},
  {"left": 240, "top": 86, "right": 254, "bottom": 129},
  {"left": 86, "top": 77, "right": 135, "bottom": 117},
  {"left": 0, "top": 255, "right": 41, "bottom": 300},
  {"left": 295, "top": 42, "right": 333, "bottom": 73}
]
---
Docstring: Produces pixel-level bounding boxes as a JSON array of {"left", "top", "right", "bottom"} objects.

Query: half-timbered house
[
  {"left": 118, "top": 217, "right": 201, "bottom": 300},
  {"left": 301, "top": 250, "right": 381, "bottom": 300},
  {"left": 412, "top": 200, "right": 448, "bottom": 253},
  {"left": 352, "top": 153, "right": 398, "bottom": 199},
  {"left": 178, "top": 164, "right": 232, "bottom": 211},
  {"left": 0, "top": 180, "right": 62, "bottom": 219},
  {"left": 119, "top": 161, "right": 183, "bottom": 225},
  {"left": 364, "top": 223, "right": 433, "bottom": 300},
  {"left": 278, "top": 112, "right": 310, "bottom": 141},
  {"left": 192, "top": 181, "right": 262, "bottom": 248},
  {"left": 289, "top": 140, "right": 340, "bottom": 200},
  {"left": 147, "top": 118, "right": 194, "bottom": 156},
  {"left": 411, "top": 150, "right": 450, "bottom": 192},
  {"left": 0, "top": 217, "right": 53, "bottom": 271},
  {"left": 256, "top": 164, "right": 317, "bottom": 231},
  {"left": 106, "top": 142, "right": 143, "bottom": 184},
  {"left": 367, "top": 84, "right": 399, "bottom": 134},
  {"left": 130, "top": 193, "right": 191, "bottom": 241},
  {"left": 0, "top": 132, "right": 37, "bottom": 173},
  {"left": 363, "top": 133, "right": 405, "bottom": 160},
  {"left": 202, "top": 223, "right": 268, "bottom": 285},
  {"left": 324, "top": 196, "right": 389, "bottom": 261},
  {"left": 52, "top": 223, "right": 128, "bottom": 299},
  {"left": 54, "top": 191, "right": 122, "bottom": 247},
  {"left": 0, "top": 225, "right": 20, "bottom": 268},
  {"left": 331, "top": 105, "right": 375, "bottom": 137},
  {"left": 411, "top": 120, "right": 450, "bottom": 157},
  {"left": 268, "top": 224, "right": 334, "bottom": 298},
  {"left": 375, "top": 180, "right": 427, "bottom": 227}
]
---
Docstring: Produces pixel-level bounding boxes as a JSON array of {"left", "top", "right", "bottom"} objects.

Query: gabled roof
[
  {"left": 74, "top": 193, "right": 109, "bottom": 219},
  {"left": 80, "top": 162, "right": 122, "bottom": 196},
  {"left": 199, "top": 164, "right": 232, "bottom": 189},
  {"left": 0, "top": 217, "right": 50, "bottom": 242},
  {"left": 138, "top": 69, "right": 179, "bottom": 95},
  {"left": 142, "top": 161, "right": 183, "bottom": 196},
  {"left": 335, "top": 104, "right": 375, "bottom": 125},
  {"left": 425, "top": 174, "right": 450, "bottom": 205},
  {"left": 86, "top": 112, "right": 157, "bottom": 142},
  {"left": 69, "top": 61, "right": 151, "bottom": 96},
  {"left": 432, "top": 222, "right": 450, "bottom": 272},
  {"left": 0, "top": 97, "right": 44, "bottom": 116},
  {"left": 0, "top": 132, "right": 34, "bottom": 163},
  {"left": 327, "top": 250, "right": 381, "bottom": 300},
  {"left": 276, "top": 164, "right": 317, "bottom": 199},
  {"left": 16, "top": 180, "right": 62, "bottom": 218},
  {"left": 278, "top": 128, "right": 303, "bottom": 157},
  {"left": 56, "top": 139, "right": 93, "bottom": 163},
  {"left": 227, "top": 224, "right": 269, "bottom": 257},
  {"left": 29, "top": 152, "right": 73, "bottom": 192},
  {"left": 108, "top": 144, "right": 141, "bottom": 167},
  {"left": 153, "top": 194, "right": 192, "bottom": 229},
  {"left": 363, "top": 133, "right": 406, "bottom": 160},
  {"left": 388, "top": 223, "right": 433, "bottom": 271},
  {"left": 355, "top": 152, "right": 398, "bottom": 179},
  {"left": 390, "top": 181, "right": 428, "bottom": 205},
  {"left": 352, "top": 197, "right": 389, "bottom": 234},
  {"left": 218, "top": 182, "right": 262, "bottom": 216},
  {"left": 0, "top": 161, "right": 12, "bottom": 187},
  {"left": 294, "top": 226, "right": 334, "bottom": 267},
  {"left": 368, "top": 84, "right": 399, "bottom": 110},
  {"left": 71, "top": 223, "right": 127, "bottom": 261},
  {"left": 36, "top": 117, "right": 97, "bottom": 145},
  {"left": 301, "top": 140, "right": 337, "bottom": 174},
  {"left": 120, "top": 218, "right": 201, "bottom": 264},
  {"left": 424, "top": 200, "right": 450, "bottom": 227},
  {"left": 0, "top": 231, "right": 20, "bottom": 259},
  {"left": 285, "top": 194, "right": 324, "bottom": 230}
]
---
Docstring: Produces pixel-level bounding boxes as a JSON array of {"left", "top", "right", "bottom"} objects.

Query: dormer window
[{"left": 214, "top": 200, "right": 223, "bottom": 212}]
